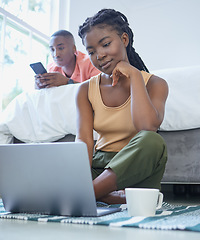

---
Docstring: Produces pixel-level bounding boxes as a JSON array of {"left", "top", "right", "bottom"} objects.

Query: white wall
[{"left": 67, "top": 0, "right": 200, "bottom": 71}]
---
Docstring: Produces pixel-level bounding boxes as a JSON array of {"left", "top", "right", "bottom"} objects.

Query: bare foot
[{"left": 98, "top": 190, "right": 126, "bottom": 204}]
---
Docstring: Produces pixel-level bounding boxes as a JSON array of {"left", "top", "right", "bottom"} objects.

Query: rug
[{"left": 1, "top": 200, "right": 200, "bottom": 232}]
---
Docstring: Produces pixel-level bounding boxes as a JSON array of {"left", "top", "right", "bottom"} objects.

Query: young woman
[{"left": 76, "top": 9, "right": 168, "bottom": 204}]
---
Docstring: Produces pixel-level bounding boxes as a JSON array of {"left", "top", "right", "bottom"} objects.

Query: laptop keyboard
[{"left": 96, "top": 201, "right": 109, "bottom": 207}]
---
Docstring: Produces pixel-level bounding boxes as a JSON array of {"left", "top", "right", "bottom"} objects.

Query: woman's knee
[{"left": 133, "top": 130, "right": 166, "bottom": 153}]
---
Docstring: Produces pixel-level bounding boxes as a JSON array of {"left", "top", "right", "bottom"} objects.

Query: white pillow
[{"left": 153, "top": 65, "right": 200, "bottom": 131}]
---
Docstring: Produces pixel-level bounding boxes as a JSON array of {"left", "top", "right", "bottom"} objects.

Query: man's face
[{"left": 49, "top": 35, "right": 76, "bottom": 67}]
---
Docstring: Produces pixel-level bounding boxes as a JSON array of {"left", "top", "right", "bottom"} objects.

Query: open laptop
[{"left": 0, "top": 142, "right": 121, "bottom": 217}]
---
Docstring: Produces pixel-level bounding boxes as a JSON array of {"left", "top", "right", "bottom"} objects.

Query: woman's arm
[
  {"left": 112, "top": 61, "right": 168, "bottom": 132},
  {"left": 75, "top": 81, "right": 95, "bottom": 166},
  {"left": 131, "top": 73, "right": 168, "bottom": 131}
]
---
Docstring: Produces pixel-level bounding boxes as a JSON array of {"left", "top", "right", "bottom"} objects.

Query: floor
[
  {"left": 162, "top": 184, "right": 200, "bottom": 206},
  {"left": 0, "top": 184, "right": 200, "bottom": 240}
]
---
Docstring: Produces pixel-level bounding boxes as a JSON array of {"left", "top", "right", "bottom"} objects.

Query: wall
[{"left": 67, "top": 0, "right": 200, "bottom": 71}]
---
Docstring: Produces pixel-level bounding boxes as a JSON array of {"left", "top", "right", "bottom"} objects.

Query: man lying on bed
[
  {"left": 35, "top": 30, "right": 100, "bottom": 89},
  {"left": 0, "top": 30, "right": 100, "bottom": 144}
]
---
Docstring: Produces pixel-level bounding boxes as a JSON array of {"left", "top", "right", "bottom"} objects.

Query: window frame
[{"left": 0, "top": 0, "right": 70, "bottom": 112}]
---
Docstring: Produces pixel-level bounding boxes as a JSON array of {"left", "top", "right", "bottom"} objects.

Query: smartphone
[{"left": 30, "top": 62, "right": 47, "bottom": 74}]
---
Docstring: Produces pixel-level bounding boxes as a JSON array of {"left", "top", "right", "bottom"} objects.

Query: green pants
[{"left": 91, "top": 130, "right": 167, "bottom": 190}]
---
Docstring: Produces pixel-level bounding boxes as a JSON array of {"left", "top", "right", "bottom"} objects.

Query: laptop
[{"left": 0, "top": 142, "right": 121, "bottom": 217}]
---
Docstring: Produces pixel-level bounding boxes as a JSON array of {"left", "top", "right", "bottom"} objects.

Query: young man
[{"left": 35, "top": 30, "right": 100, "bottom": 89}]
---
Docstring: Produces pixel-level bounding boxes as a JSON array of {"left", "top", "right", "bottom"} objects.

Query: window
[
  {"left": 0, "top": 0, "right": 51, "bottom": 35},
  {"left": 0, "top": 0, "right": 69, "bottom": 111}
]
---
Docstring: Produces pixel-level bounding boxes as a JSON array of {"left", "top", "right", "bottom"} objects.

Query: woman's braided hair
[{"left": 78, "top": 8, "right": 149, "bottom": 72}]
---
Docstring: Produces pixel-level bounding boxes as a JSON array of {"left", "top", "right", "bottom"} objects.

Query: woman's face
[
  {"left": 49, "top": 36, "right": 76, "bottom": 67},
  {"left": 83, "top": 25, "right": 129, "bottom": 75}
]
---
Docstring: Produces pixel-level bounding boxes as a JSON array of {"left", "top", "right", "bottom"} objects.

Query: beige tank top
[{"left": 88, "top": 71, "right": 152, "bottom": 152}]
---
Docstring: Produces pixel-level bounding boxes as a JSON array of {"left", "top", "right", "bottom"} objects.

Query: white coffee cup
[{"left": 125, "top": 188, "right": 163, "bottom": 217}]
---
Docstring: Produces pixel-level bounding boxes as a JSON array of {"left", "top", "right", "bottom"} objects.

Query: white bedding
[
  {"left": 0, "top": 84, "right": 79, "bottom": 143},
  {"left": 0, "top": 65, "right": 199, "bottom": 144},
  {"left": 154, "top": 65, "right": 200, "bottom": 131}
]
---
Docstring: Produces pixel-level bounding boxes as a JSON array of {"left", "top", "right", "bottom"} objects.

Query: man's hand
[{"left": 35, "top": 72, "right": 69, "bottom": 89}]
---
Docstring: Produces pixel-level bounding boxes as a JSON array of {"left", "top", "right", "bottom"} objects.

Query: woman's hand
[
  {"left": 34, "top": 72, "right": 69, "bottom": 89},
  {"left": 111, "top": 61, "right": 139, "bottom": 86}
]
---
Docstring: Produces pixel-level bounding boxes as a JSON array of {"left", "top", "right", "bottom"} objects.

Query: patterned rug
[{"left": 1, "top": 200, "right": 200, "bottom": 232}]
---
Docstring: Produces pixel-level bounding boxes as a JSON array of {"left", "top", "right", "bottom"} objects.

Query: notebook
[{"left": 0, "top": 142, "right": 121, "bottom": 217}]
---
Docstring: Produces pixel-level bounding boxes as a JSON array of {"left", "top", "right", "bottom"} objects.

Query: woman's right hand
[{"left": 111, "top": 61, "right": 139, "bottom": 86}]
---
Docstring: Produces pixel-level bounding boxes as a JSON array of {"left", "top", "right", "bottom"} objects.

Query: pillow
[{"left": 153, "top": 65, "right": 200, "bottom": 131}]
